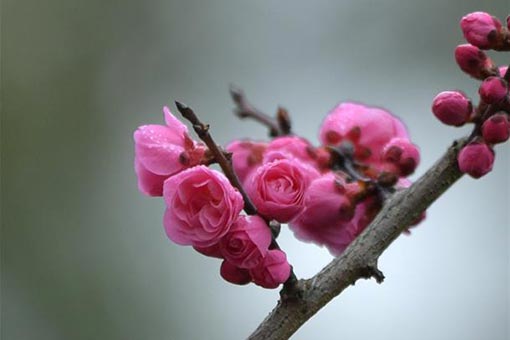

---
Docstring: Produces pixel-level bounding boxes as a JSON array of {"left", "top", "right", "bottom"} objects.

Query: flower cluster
[
  {"left": 228, "top": 103, "right": 421, "bottom": 256},
  {"left": 134, "top": 99, "right": 423, "bottom": 287},
  {"left": 433, "top": 11, "right": 509, "bottom": 179},
  {"left": 134, "top": 108, "right": 290, "bottom": 288},
  {"left": 133, "top": 13, "right": 510, "bottom": 289}
]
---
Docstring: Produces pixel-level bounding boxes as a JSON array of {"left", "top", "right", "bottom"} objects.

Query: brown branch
[
  {"left": 175, "top": 101, "right": 258, "bottom": 215},
  {"left": 229, "top": 85, "right": 291, "bottom": 137},
  {"left": 175, "top": 101, "right": 299, "bottom": 294},
  {"left": 247, "top": 137, "right": 467, "bottom": 340}
]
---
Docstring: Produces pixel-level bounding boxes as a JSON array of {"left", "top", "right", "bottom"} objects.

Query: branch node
[
  {"left": 280, "top": 275, "right": 304, "bottom": 301},
  {"left": 360, "top": 263, "right": 385, "bottom": 284}
]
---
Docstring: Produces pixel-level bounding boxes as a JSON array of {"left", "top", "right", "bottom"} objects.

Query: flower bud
[
  {"left": 457, "top": 142, "right": 495, "bottom": 178},
  {"left": 461, "top": 12, "right": 502, "bottom": 49},
  {"left": 219, "top": 215, "right": 272, "bottom": 269},
  {"left": 381, "top": 138, "right": 420, "bottom": 176},
  {"left": 479, "top": 77, "right": 508, "bottom": 104},
  {"left": 220, "top": 261, "right": 251, "bottom": 285},
  {"left": 454, "top": 44, "right": 495, "bottom": 79},
  {"left": 249, "top": 249, "right": 291, "bottom": 289},
  {"left": 482, "top": 113, "right": 510, "bottom": 144},
  {"left": 431, "top": 91, "right": 472, "bottom": 126}
]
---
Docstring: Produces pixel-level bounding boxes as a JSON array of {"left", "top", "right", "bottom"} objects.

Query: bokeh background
[{"left": 2, "top": 1, "right": 509, "bottom": 339}]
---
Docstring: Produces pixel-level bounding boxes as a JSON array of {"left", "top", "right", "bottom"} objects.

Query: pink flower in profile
[
  {"left": 163, "top": 166, "right": 244, "bottom": 247},
  {"left": 134, "top": 107, "right": 206, "bottom": 196},
  {"left": 219, "top": 215, "right": 272, "bottom": 269},
  {"left": 290, "top": 181, "right": 372, "bottom": 257},
  {"left": 319, "top": 102, "right": 409, "bottom": 166},
  {"left": 249, "top": 249, "right": 291, "bottom": 289},
  {"left": 226, "top": 140, "right": 267, "bottom": 183},
  {"left": 246, "top": 159, "right": 320, "bottom": 223},
  {"left": 220, "top": 260, "right": 251, "bottom": 285},
  {"left": 457, "top": 142, "right": 495, "bottom": 178},
  {"left": 264, "top": 136, "right": 317, "bottom": 165},
  {"left": 461, "top": 12, "right": 502, "bottom": 49},
  {"left": 482, "top": 113, "right": 510, "bottom": 144}
]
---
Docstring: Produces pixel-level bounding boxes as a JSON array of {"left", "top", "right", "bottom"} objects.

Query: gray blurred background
[{"left": 2, "top": 0, "right": 509, "bottom": 339}]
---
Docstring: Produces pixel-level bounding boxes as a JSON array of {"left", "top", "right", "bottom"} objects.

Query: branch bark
[{"left": 247, "top": 137, "right": 467, "bottom": 340}]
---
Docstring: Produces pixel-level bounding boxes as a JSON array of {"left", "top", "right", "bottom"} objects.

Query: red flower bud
[
  {"left": 479, "top": 77, "right": 508, "bottom": 104},
  {"left": 457, "top": 142, "right": 495, "bottom": 178},
  {"left": 454, "top": 44, "right": 496, "bottom": 79},
  {"left": 482, "top": 113, "right": 510, "bottom": 144},
  {"left": 432, "top": 91, "right": 472, "bottom": 126}
]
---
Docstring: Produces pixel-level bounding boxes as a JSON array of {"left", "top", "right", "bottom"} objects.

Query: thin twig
[
  {"left": 175, "top": 101, "right": 299, "bottom": 295},
  {"left": 175, "top": 101, "right": 258, "bottom": 215},
  {"left": 229, "top": 85, "right": 291, "bottom": 137}
]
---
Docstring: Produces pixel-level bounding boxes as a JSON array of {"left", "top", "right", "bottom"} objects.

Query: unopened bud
[
  {"left": 454, "top": 44, "right": 496, "bottom": 79},
  {"left": 461, "top": 12, "right": 502, "bottom": 49},
  {"left": 457, "top": 142, "right": 495, "bottom": 178},
  {"left": 479, "top": 77, "right": 508, "bottom": 104},
  {"left": 482, "top": 113, "right": 510, "bottom": 144},
  {"left": 432, "top": 91, "right": 472, "bottom": 126}
]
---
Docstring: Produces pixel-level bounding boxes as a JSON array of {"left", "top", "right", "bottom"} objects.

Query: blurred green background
[{"left": 2, "top": 1, "right": 509, "bottom": 339}]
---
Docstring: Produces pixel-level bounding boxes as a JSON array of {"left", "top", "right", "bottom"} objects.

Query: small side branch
[
  {"left": 175, "top": 101, "right": 299, "bottom": 296},
  {"left": 230, "top": 85, "right": 291, "bottom": 137},
  {"left": 175, "top": 101, "right": 258, "bottom": 215}
]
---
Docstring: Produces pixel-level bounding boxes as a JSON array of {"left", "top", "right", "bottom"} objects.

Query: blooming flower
[
  {"left": 134, "top": 107, "right": 206, "bottom": 196},
  {"left": 289, "top": 173, "right": 372, "bottom": 256},
  {"left": 163, "top": 166, "right": 244, "bottom": 247},
  {"left": 245, "top": 158, "right": 320, "bottom": 222},
  {"left": 319, "top": 102, "right": 409, "bottom": 167}
]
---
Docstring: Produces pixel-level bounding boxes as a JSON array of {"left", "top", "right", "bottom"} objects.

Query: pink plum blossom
[
  {"left": 263, "top": 136, "right": 317, "bottom": 166},
  {"left": 289, "top": 173, "right": 373, "bottom": 256},
  {"left": 245, "top": 158, "right": 320, "bottom": 223},
  {"left": 219, "top": 215, "right": 272, "bottom": 269},
  {"left": 134, "top": 107, "right": 206, "bottom": 196},
  {"left": 319, "top": 102, "right": 409, "bottom": 167},
  {"left": 163, "top": 165, "right": 244, "bottom": 247},
  {"left": 249, "top": 249, "right": 291, "bottom": 289},
  {"left": 381, "top": 137, "right": 420, "bottom": 176},
  {"left": 226, "top": 140, "right": 267, "bottom": 183}
]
